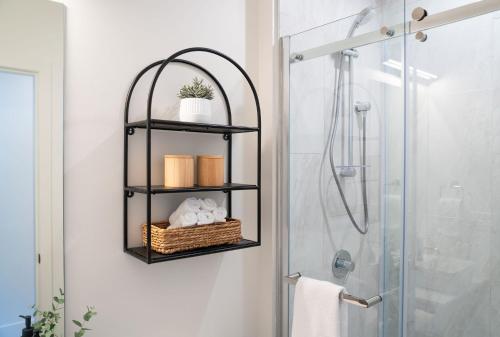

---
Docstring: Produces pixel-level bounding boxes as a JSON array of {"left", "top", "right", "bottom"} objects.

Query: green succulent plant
[
  {"left": 32, "top": 289, "right": 97, "bottom": 337},
  {"left": 178, "top": 77, "right": 214, "bottom": 100}
]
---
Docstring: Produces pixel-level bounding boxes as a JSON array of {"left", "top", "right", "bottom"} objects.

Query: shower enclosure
[{"left": 278, "top": 1, "right": 500, "bottom": 336}]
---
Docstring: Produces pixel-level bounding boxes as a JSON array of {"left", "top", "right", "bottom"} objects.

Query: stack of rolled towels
[{"left": 168, "top": 197, "right": 228, "bottom": 228}]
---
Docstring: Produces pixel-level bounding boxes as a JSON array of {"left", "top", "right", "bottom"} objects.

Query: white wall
[{"left": 60, "top": 1, "right": 275, "bottom": 336}]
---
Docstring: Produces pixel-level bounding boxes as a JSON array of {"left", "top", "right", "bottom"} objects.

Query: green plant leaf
[
  {"left": 73, "top": 320, "right": 82, "bottom": 327},
  {"left": 75, "top": 330, "right": 85, "bottom": 337},
  {"left": 178, "top": 77, "right": 214, "bottom": 100},
  {"left": 83, "top": 311, "right": 92, "bottom": 321}
]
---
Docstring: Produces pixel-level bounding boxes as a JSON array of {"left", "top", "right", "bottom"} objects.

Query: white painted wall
[{"left": 60, "top": 0, "right": 274, "bottom": 336}]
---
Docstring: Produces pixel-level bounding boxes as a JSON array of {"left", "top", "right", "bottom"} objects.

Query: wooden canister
[
  {"left": 197, "top": 155, "right": 224, "bottom": 186},
  {"left": 164, "top": 155, "right": 194, "bottom": 188}
]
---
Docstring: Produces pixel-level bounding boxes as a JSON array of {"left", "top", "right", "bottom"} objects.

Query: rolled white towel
[
  {"left": 200, "top": 198, "right": 217, "bottom": 211},
  {"left": 177, "top": 197, "right": 201, "bottom": 213},
  {"left": 179, "top": 211, "right": 198, "bottom": 227},
  {"left": 169, "top": 211, "right": 198, "bottom": 228},
  {"left": 169, "top": 210, "right": 180, "bottom": 227},
  {"left": 197, "top": 210, "right": 215, "bottom": 225},
  {"left": 168, "top": 198, "right": 201, "bottom": 228},
  {"left": 212, "top": 206, "right": 227, "bottom": 222}
]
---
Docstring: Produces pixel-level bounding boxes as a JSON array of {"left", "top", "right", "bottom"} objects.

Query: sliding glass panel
[
  {"left": 405, "top": 8, "right": 500, "bottom": 337},
  {"left": 0, "top": 70, "right": 36, "bottom": 337},
  {"left": 406, "top": 0, "right": 489, "bottom": 19},
  {"left": 286, "top": 4, "right": 405, "bottom": 336}
]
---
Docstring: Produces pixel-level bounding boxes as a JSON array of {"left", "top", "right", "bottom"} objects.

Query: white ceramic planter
[{"left": 179, "top": 98, "right": 212, "bottom": 123}]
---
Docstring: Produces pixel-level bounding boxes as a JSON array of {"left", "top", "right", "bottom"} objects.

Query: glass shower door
[
  {"left": 284, "top": 2, "right": 500, "bottom": 336},
  {"left": 405, "top": 5, "right": 500, "bottom": 337},
  {"left": 285, "top": 6, "right": 405, "bottom": 337}
]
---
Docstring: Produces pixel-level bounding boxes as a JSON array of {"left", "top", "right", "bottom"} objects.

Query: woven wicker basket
[{"left": 142, "top": 218, "right": 242, "bottom": 254}]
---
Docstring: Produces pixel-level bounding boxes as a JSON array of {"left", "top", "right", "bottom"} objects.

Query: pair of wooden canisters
[{"left": 164, "top": 154, "right": 224, "bottom": 188}]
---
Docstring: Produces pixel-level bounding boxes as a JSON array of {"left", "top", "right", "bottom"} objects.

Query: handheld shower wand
[{"left": 319, "top": 8, "right": 373, "bottom": 235}]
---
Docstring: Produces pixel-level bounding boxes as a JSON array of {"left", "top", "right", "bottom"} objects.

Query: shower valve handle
[
  {"left": 332, "top": 250, "right": 355, "bottom": 279},
  {"left": 335, "top": 258, "right": 355, "bottom": 272}
]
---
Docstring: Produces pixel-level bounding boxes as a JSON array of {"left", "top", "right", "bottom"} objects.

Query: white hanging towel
[{"left": 291, "top": 277, "right": 347, "bottom": 337}]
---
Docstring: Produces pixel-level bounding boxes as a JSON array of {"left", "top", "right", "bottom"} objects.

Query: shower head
[
  {"left": 347, "top": 7, "right": 374, "bottom": 38},
  {"left": 355, "top": 7, "right": 374, "bottom": 26}
]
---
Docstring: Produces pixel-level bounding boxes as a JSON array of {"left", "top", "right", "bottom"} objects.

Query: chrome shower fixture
[
  {"left": 341, "top": 49, "right": 359, "bottom": 58},
  {"left": 354, "top": 101, "right": 371, "bottom": 113},
  {"left": 355, "top": 101, "right": 371, "bottom": 128},
  {"left": 332, "top": 249, "right": 355, "bottom": 280},
  {"left": 319, "top": 7, "right": 372, "bottom": 235},
  {"left": 339, "top": 48, "right": 361, "bottom": 178}
]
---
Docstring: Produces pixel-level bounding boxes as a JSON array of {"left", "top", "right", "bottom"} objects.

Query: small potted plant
[{"left": 178, "top": 77, "right": 214, "bottom": 123}]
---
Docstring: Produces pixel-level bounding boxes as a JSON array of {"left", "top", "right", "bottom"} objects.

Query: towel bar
[{"left": 284, "top": 272, "right": 382, "bottom": 308}]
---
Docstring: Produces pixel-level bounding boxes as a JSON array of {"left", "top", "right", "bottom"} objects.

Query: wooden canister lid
[
  {"left": 197, "top": 155, "right": 224, "bottom": 159},
  {"left": 164, "top": 154, "right": 193, "bottom": 159}
]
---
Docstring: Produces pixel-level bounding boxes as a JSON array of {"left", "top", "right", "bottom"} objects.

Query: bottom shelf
[{"left": 126, "top": 239, "right": 260, "bottom": 263}]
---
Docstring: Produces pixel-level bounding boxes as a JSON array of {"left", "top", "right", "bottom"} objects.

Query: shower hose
[{"left": 318, "top": 53, "right": 369, "bottom": 235}]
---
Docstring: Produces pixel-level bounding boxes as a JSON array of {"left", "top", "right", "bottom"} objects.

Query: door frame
[{"left": 276, "top": 35, "right": 291, "bottom": 337}]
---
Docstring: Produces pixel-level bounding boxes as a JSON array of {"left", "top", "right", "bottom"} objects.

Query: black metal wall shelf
[
  {"left": 126, "top": 119, "right": 259, "bottom": 134},
  {"left": 125, "top": 183, "right": 258, "bottom": 195},
  {"left": 127, "top": 239, "right": 260, "bottom": 263},
  {"left": 124, "top": 47, "right": 261, "bottom": 264}
]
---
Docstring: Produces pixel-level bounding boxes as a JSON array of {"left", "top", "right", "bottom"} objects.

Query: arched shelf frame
[
  {"left": 124, "top": 57, "right": 233, "bottom": 126},
  {"left": 123, "top": 47, "right": 262, "bottom": 264},
  {"left": 144, "top": 47, "right": 261, "bottom": 128}
]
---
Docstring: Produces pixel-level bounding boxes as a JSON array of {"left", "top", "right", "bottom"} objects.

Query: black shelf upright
[{"left": 123, "top": 47, "right": 261, "bottom": 264}]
